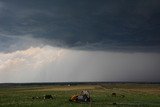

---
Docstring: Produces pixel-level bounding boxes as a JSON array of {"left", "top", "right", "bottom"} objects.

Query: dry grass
[
  {"left": 121, "top": 88, "right": 160, "bottom": 95},
  {"left": 3, "top": 85, "right": 98, "bottom": 93},
  {"left": 29, "top": 85, "right": 97, "bottom": 91}
]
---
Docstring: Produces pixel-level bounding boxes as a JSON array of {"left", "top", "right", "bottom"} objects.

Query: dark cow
[
  {"left": 111, "top": 93, "right": 116, "bottom": 97},
  {"left": 121, "top": 95, "right": 125, "bottom": 98},
  {"left": 32, "top": 96, "right": 41, "bottom": 99},
  {"left": 44, "top": 95, "right": 53, "bottom": 100},
  {"left": 113, "top": 102, "right": 117, "bottom": 105}
]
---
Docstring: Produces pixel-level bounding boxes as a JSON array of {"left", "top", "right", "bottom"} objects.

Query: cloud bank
[
  {"left": 0, "top": 44, "right": 160, "bottom": 83},
  {"left": 0, "top": 46, "right": 65, "bottom": 82}
]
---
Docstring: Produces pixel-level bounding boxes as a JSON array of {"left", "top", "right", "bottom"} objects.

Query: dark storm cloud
[{"left": 0, "top": 0, "right": 160, "bottom": 51}]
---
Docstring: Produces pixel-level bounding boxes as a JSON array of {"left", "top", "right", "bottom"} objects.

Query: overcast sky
[{"left": 0, "top": 0, "right": 160, "bottom": 83}]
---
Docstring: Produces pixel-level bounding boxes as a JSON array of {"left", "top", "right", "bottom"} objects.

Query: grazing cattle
[
  {"left": 121, "top": 95, "right": 125, "bottom": 98},
  {"left": 32, "top": 96, "right": 41, "bottom": 99},
  {"left": 44, "top": 95, "right": 53, "bottom": 100},
  {"left": 32, "top": 97, "right": 35, "bottom": 99},
  {"left": 69, "top": 90, "right": 91, "bottom": 102},
  {"left": 80, "top": 90, "right": 90, "bottom": 102},
  {"left": 69, "top": 95, "right": 78, "bottom": 102},
  {"left": 113, "top": 102, "right": 117, "bottom": 105},
  {"left": 81, "top": 90, "right": 90, "bottom": 98},
  {"left": 112, "top": 93, "right": 116, "bottom": 97}
]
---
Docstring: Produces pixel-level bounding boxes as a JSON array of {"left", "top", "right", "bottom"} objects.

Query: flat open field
[{"left": 0, "top": 83, "right": 160, "bottom": 107}]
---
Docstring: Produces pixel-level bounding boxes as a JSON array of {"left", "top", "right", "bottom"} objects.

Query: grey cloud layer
[
  {"left": 0, "top": 0, "right": 160, "bottom": 51},
  {"left": 1, "top": 47, "right": 160, "bottom": 83}
]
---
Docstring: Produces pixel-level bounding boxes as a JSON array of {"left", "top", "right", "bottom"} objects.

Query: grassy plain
[{"left": 0, "top": 83, "right": 160, "bottom": 107}]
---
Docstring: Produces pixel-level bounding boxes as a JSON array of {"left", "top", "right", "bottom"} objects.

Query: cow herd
[
  {"left": 32, "top": 91, "right": 125, "bottom": 106},
  {"left": 32, "top": 94, "right": 54, "bottom": 100}
]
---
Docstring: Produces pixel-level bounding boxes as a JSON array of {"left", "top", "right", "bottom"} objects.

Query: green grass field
[{"left": 0, "top": 83, "right": 160, "bottom": 107}]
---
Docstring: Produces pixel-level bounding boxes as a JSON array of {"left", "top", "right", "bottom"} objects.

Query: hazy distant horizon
[{"left": 1, "top": 81, "right": 160, "bottom": 84}]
